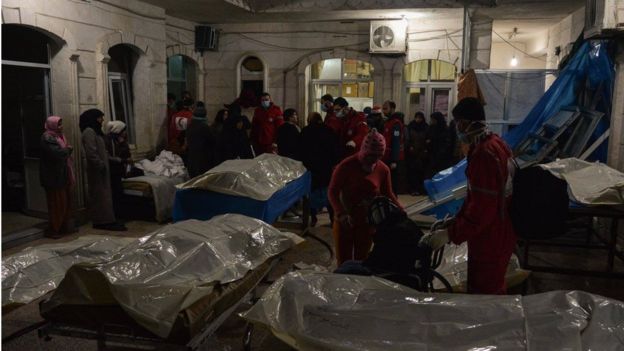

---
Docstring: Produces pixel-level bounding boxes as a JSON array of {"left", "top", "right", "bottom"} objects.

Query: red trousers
[
  {"left": 467, "top": 257, "right": 511, "bottom": 295},
  {"left": 332, "top": 216, "right": 375, "bottom": 266},
  {"left": 45, "top": 186, "right": 72, "bottom": 236}
]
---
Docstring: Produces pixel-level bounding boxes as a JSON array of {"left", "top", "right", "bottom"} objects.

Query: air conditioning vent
[
  {"left": 370, "top": 20, "right": 406, "bottom": 54},
  {"left": 195, "top": 26, "right": 219, "bottom": 54}
]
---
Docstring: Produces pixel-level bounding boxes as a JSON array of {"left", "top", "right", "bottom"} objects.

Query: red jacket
[
  {"left": 328, "top": 154, "right": 401, "bottom": 221},
  {"left": 251, "top": 104, "right": 284, "bottom": 154},
  {"left": 324, "top": 110, "right": 343, "bottom": 135},
  {"left": 168, "top": 109, "right": 192, "bottom": 146},
  {"left": 448, "top": 134, "right": 517, "bottom": 294},
  {"left": 382, "top": 117, "right": 405, "bottom": 162},
  {"left": 341, "top": 109, "right": 369, "bottom": 158}
]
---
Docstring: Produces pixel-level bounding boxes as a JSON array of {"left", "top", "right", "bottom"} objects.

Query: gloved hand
[
  {"left": 419, "top": 228, "right": 449, "bottom": 250},
  {"left": 346, "top": 140, "right": 356, "bottom": 148}
]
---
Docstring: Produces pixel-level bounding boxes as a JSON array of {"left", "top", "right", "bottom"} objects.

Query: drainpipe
[{"left": 461, "top": 5, "right": 471, "bottom": 73}]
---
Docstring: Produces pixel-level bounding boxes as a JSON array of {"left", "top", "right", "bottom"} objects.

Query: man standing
[
  {"left": 333, "top": 97, "right": 369, "bottom": 158},
  {"left": 420, "top": 97, "right": 516, "bottom": 295},
  {"left": 382, "top": 100, "right": 397, "bottom": 119},
  {"left": 168, "top": 98, "right": 193, "bottom": 156},
  {"left": 251, "top": 92, "right": 283, "bottom": 155},
  {"left": 382, "top": 111, "right": 406, "bottom": 194},
  {"left": 321, "top": 94, "right": 342, "bottom": 135}
]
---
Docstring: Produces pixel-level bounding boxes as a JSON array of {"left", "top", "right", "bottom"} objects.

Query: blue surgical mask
[
  {"left": 262, "top": 101, "right": 271, "bottom": 108},
  {"left": 321, "top": 104, "right": 328, "bottom": 112},
  {"left": 336, "top": 109, "right": 345, "bottom": 118}
]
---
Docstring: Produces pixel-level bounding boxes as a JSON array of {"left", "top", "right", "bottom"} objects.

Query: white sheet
[{"left": 123, "top": 175, "right": 186, "bottom": 222}]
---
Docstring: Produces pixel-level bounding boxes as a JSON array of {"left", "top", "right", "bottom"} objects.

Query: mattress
[
  {"left": 41, "top": 258, "right": 275, "bottom": 344},
  {"left": 123, "top": 180, "right": 153, "bottom": 198}
]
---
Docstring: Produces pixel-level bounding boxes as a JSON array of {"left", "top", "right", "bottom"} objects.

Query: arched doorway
[
  {"left": 239, "top": 56, "right": 265, "bottom": 106},
  {"left": 167, "top": 54, "right": 198, "bottom": 103},
  {"left": 403, "top": 59, "right": 457, "bottom": 121},
  {"left": 108, "top": 44, "right": 140, "bottom": 144},
  {"left": 2, "top": 24, "right": 60, "bottom": 215},
  {"left": 309, "top": 58, "right": 374, "bottom": 114}
]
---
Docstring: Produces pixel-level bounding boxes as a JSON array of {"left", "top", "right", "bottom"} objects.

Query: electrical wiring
[
  {"left": 238, "top": 33, "right": 368, "bottom": 51},
  {"left": 492, "top": 30, "right": 547, "bottom": 62}
]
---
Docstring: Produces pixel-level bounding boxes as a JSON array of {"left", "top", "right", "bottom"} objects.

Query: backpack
[{"left": 509, "top": 163, "right": 569, "bottom": 240}]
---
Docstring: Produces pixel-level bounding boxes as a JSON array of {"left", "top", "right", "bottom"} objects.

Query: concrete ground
[{"left": 2, "top": 194, "right": 624, "bottom": 350}]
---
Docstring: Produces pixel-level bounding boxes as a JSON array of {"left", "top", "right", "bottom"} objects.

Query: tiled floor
[{"left": 2, "top": 194, "right": 623, "bottom": 350}]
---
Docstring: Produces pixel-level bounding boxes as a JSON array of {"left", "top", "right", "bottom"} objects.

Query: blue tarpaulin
[
  {"left": 423, "top": 41, "right": 615, "bottom": 219},
  {"left": 172, "top": 171, "right": 311, "bottom": 223}
]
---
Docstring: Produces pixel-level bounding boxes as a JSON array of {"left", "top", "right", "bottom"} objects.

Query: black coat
[
  {"left": 39, "top": 134, "right": 72, "bottom": 189},
  {"left": 426, "top": 125, "right": 453, "bottom": 176},
  {"left": 300, "top": 123, "right": 339, "bottom": 189},
  {"left": 186, "top": 120, "right": 217, "bottom": 178},
  {"left": 218, "top": 114, "right": 253, "bottom": 162},
  {"left": 276, "top": 123, "right": 301, "bottom": 160}
]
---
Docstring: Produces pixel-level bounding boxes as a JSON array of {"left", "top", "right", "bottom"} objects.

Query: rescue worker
[
  {"left": 382, "top": 100, "right": 396, "bottom": 119},
  {"left": 333, "top": 97, "right": 369, "bottom": 158},
  {"left": 321, "top": 94, "right": 342, "bottom": 135},
  {"left": 329, "top": 129, "right": 401, "bottom": 266},
  {"left": 382, "top": 111, "right": 406, "bottom": 194},
  {"left": 168, "top": 98, "right": 193, "bottom": 155},
  {"left": 419, "top": 97, "right": 516, "bottom": 294},
  {"left": 367, "top": 105, "right": 385, "bottom": 132},
  {"left": 251, "top": 92, "right": 283, "bottom": 155}
]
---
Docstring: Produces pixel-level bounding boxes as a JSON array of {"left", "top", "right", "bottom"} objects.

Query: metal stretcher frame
[
  {"left": 36, "top": 258, "right": 281, "bottom": 351},
  {"left": 521, "top": 205, "right": 624, "bottom": 278}
]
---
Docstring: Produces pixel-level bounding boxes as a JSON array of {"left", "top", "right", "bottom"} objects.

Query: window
[
  {"left": 403, "top": 59, "right": 457, "bottom": 121},
  {"left": 108, "top": 44, "right": 138, "bottom": 144},
  {"left": 239, "top": 56, "right": 264, "bottom": 105},
  {"left": 167, "top": 55, "right": 197, "bottom": 102},
  {"left": 310, "top": 58, "right": 374, "bottom": 113}
]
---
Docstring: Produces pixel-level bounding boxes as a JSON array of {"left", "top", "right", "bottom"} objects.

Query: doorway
[
  {"left": 403, "top": 59, "right": 457, "bottom": 122},
  {"left": 2, "top": 25, "right": 55, "bottom": 216}
]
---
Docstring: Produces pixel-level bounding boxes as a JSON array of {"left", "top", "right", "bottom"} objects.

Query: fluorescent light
[{"left": 510, "top": 56, "right": 518, "bottom": 67}]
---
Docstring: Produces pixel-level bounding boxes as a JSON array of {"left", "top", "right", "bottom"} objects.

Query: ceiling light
[{"left": 510, "top": 56, "right": 518, "bottom": 67}]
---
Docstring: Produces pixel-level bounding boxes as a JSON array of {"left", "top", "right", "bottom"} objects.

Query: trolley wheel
[{"left": 243, "top": 322, "right": 254, "bottom": 351}]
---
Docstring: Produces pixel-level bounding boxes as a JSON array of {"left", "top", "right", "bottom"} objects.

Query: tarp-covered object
[
  {"left": 136, "top": 150, "right": 188, "bottom": 179},
  {"left": 2, "top": 235, "right": 134, "bottom": 310},
  {"left": 423, "top": 41, "right": 615, "bottom": 219},
  {"left": 435, "top": 243, "right": 528, "bottom": 291},
  {"left": 540, "top": 158, "right": 624, "bottom": 205},
  {"left": 41, "top": 214, "right": 302, "bottom": 338},
  {"left": 123, "top": 175, "right": 186, "bottom": 222},
  {"left": 242, "top": 271, "right": 624, "bottom": 351},
  {"left": 177, "top": 154, "right": 307, "bottom": 201}
]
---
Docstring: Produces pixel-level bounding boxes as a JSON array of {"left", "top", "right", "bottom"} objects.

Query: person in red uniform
[
  {"left": 168, "top": 98, "right": 193, "bottom": 155},
  {"left": 321, "top": 94, "right": 342, "bottom": 135},
  {"left": 329, "top": 129, "right": 402, "bottom": 266},
  {"left": 251, "top": 92, "right": 283, "bottom": 155},
  {"left": 332, "top": 97, "right": 369, "bottom": 159},
  {"left": 420, "top": 97, "right": 516, "bottom": 295}
]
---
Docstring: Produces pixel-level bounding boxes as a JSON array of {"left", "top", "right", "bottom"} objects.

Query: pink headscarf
[
  {"left": 44, "top": 116, "right": 75, "bottom": 185},
  {"left": 357, "top": 128, "right": 386, "bottom": 172}
]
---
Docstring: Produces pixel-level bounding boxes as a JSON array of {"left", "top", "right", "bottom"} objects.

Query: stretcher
[
  {"left": 242, "top": 271, "right": 624, "bottom": 351},
  {"left": 38, "top": 258, "right": 279, "bottom": 351},
  {"left": 121, "top": 175, "right": 186, "bottom": 222},
  {"left": 172, "top": 154, "right": 311, "bottom": 226},
  {"left": 13, "top": 214, "right": 301, "bottom": 350}
]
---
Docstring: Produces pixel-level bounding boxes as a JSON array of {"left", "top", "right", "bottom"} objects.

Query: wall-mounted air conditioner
[{"left": 369, "top": 20, "right": 407, "bottom": 54}]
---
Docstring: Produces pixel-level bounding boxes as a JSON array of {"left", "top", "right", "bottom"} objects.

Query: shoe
[
  {"left": 310, "top": 216, "right": 318, "bottom": 227},
  {"left": 93, "top": 223, "right": 128, "bottom": 231}
]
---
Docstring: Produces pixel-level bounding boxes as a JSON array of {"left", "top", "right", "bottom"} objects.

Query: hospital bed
[{"left": 121, "top": 175, "right": 186, "bottom": 223}]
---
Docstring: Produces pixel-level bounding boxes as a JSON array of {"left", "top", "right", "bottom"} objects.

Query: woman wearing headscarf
[
  {"left": 104, "top": 120, "right": 132, "bottom": 217},
  {"left": 80, "top": 109, "right": 126, "bottom": 231},
  {"left": 40, "top": 116, "right": 76, "bottom": 238},
  {"left": 186, "top": 102, "right": 218, "bottom": 178},
  {"left": 218, "top": 102, "right": 253, "bottom": 161},
  {"left": 328, "top": 129, "right": 402, "bottom": 266}
]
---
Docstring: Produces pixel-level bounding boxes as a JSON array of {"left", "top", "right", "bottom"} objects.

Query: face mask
[
  {"left": 321, "top": 104, "right": 328, "bottom": 112},
  {"left": 335, "top": 109, "right": 345, "bottom": 118},
  {"left": 456, "top": 121, "right": 486, "bottom": 144},
  {"left": 262, "top": 101, "right": 271, "bottom": 108}
]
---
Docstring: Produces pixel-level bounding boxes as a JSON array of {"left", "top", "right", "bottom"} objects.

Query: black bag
[
  {"left": 364, "top": 213, "right": 428, "bottom": 274},
  {"left": 509, "top": 165, "right": 569, "bottom": 240}
]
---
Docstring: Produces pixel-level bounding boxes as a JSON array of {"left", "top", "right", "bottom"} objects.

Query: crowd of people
[{"left": 39, "top": 90, "right": 517, "bottom": 294}]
